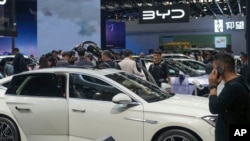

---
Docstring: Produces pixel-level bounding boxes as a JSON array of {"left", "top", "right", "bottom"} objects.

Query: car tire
[
  {"left": 156, "top": 129, "right": 200, "bottom": 141},
  {"left": 0, "top": 116, "right": 20, "bottom": 141}
]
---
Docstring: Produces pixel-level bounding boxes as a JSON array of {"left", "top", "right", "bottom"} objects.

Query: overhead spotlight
[
  {"left": 146, "top": 3, "right": 153, "bottom": 6},
  {"left": 223, "top": 6, "right": 227, "bottom": 11},
  {"left": 124, "top": 4, "right": 132, "bottom": 8},
  {"left": 137, "top": 3, "right": 142, "bottom": 6}
]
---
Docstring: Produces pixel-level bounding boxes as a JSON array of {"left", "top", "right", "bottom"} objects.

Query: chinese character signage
[
  {"left": 214, "top": 19, "right": 224, "bottom": 32},
  {"left": 225, "top": 21, "right": 245, "bottom": 30},
  {"left": 139, "top": 4, "right": 190, "bottom": 24}
]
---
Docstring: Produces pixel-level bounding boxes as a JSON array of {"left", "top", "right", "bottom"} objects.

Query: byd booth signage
[{"left": 139, "top": 4, "right": 190, "bottom": 24}]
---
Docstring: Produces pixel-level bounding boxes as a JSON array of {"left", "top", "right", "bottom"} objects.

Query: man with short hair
[
  {"left": 208, "top": 53, "right": 250, "bottom": 141},
  {"left": 56, "top": 51, "right": 72, "bottom": 67},
  {"left": 99, "top": 50, "right": 120, "bottom": 69},
  {"left": 148, "top": 49, "right": 171, "bottom": 87},
  {"left": 12, "top": 48, "right": 27, "bottom": 74},
  {"left": 75, "top": 47, "right": 93, "bottom": 67},
  {"left": 118, "top": 49, "right": 144, "bottom": 77}
]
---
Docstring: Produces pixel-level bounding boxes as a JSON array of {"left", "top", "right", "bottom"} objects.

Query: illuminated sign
[
  {"left": 225, "top": 21, "right": 245, "bottom": 30},
  {"left": 0, "top": 0, "right": 7, "bottom": 5},
  {"left": 214, "top": 19, "right": 223, "bottom": 33},
  {"left": 139, "top": 5, "right": 189, "bottom": 24}
]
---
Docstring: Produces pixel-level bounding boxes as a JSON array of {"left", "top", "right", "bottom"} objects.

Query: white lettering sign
[
  {"left": 0, "top": 0, "right": 7, "bottom": 5},
  {"left": 235, "top": 21, "right": 245, "bottom": 30},
  {"left": 234, "top": 129, "right": 247, "bottom": 136},
  {"left": 225, "top": 21, "right": 245, "bottom": 30},
  {"left": 142, "top": 9, "right": 185, "bottom": 20},
  {"left": 226, "top": 22, "right": 234, "bottom": 30}
]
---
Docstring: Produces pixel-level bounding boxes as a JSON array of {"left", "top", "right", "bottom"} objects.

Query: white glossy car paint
[{"left": 0, "top": 68, "right": 215, "bottom": 141}]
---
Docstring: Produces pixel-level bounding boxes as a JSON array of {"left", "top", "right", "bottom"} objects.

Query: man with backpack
[
  {"left": 208, "top": 53, "right": 250, "bottom": 141},
  {"left": 148, "top": 49, "right": 171, "bottom": 87}
]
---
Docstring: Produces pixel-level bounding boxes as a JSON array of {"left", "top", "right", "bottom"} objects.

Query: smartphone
[{"left": 216, "top": 66, "right": 224, "bottom": 78}]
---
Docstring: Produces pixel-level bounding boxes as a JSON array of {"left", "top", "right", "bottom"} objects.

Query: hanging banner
[{"left": 139, "top": 4, "right": 190, "bottom": 24}]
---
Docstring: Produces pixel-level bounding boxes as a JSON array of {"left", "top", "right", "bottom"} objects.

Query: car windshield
[
  {"left": 106, "top": 72, "right": 172, "bottom": 103},
  {"left": 142, "top": 59, "right": 203, "bottom": 77},
  {"left": 165, "top": 59, "right": 203, "bottom": 77}
]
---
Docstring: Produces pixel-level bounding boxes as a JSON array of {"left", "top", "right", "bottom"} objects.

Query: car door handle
[
  {"left": 15, "top": 106, "right": 31, "bottom": 112},
  {"left": 72, "top": 109, "right": 86, "bottom": 113}
]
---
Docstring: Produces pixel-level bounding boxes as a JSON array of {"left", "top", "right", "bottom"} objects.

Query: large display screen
[
  {"left": 0, "top": 0, "right": 101, "bottom": 57},
  {"left": 105, "top": 21, "right": 125, "bottom": 49},
  {"left": 37, "top": 0, "right": 101, "bottom": 56}
]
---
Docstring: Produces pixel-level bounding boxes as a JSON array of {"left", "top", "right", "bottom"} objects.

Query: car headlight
[{"left": 202, "top": 116, "right": 217, "bottom": 127}]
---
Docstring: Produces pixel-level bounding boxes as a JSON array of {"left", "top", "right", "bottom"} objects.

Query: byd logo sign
[
  {"left": 139, "top": 4, "right": 190, "bottom": 24},
  {"left": 0, "top": 0, "right": 7, "bottom": 5}
]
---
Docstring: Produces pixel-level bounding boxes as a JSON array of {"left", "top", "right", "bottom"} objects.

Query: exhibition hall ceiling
[{"left": 102, "top": 0, "right": 246, "bottom": 20}]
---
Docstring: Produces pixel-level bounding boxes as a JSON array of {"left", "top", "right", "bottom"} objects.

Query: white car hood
[{"left": 145, "top": 94, "right": 212, "bottom": 117}]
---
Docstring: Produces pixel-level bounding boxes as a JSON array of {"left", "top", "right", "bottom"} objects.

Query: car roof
[
  {"left": 18, "top": 67, "right": 121, "bottom": 76},
  {"left": 146, "top": 53, "right": 192, "bottom": 58},
  {"left": 0, "top": 55, "right": 29, "bottom": 58}
]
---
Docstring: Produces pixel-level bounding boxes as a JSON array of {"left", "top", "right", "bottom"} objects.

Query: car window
[
  {"left": 6, "top": 73, "right": 65, "bottom": 97},
  {"left": 69, "top": 73, "right": 122, "bottom": 101},
  {"left": 181, "top": 61, "right": 205, "bottom": 71},
  {"left": 106, "top": 72, "right": 171, "bottom": 103}
]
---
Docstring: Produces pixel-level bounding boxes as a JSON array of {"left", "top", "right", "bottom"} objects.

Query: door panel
[
  {"left": 5, "top": 73, "right": 68, "bottom": 139},
  {"left": 6, "top": 96, "right": 68, "bottom": 136},
  {"left": 68, "top": 73, "right": 143, "bottom": 141},
  {"left": 69, "top": 99, "right": 143, "bottom": 141}
]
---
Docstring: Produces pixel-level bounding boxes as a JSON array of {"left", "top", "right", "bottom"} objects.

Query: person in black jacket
[
  {"left": 148, "top": 49, "right": 171, "bottom": 87},
  {"left": 208, "top": 53, "right": 250, "bottom": 141},
  {"left": 12, "top": 48, "right": 28, "bottom": 74},
  {"left": 99, "top": 50, "right": 120, "bottom": 69}
]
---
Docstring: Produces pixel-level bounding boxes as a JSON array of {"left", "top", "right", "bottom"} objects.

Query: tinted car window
[
  {"left": 180, "top": 60, "right": 205, "bottom": 71},
  {"left": 6, "top": 73, "right": 64, "bottom": 97},
  {"left": 69, "top": 73, "right": 121, "bottom": 101},
  {"left": 106, "top": 72, "right": 171, "bottom": 103}
]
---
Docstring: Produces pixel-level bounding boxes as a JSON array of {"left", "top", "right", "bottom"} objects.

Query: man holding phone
[{"left": 208, "top": 53, "right": 250, "bottom": 141}]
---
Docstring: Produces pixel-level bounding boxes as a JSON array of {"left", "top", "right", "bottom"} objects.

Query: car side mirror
[{"left": 112, "top": 93, "right": 138, "bottom": 106}]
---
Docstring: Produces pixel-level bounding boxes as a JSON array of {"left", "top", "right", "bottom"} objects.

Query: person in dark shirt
[
  {"left": 12, "top": 48, "right": 28, "bottom": 74},
  {"left": 99, "top": 50, "right": 121, "bottom": 69},
  {"left": 148, "top": 49, "right": 171, "bottom": 87},
  {"left": 208, "top": 53, "right": 250, "bottom": 141},
  {"left": 75, "top": 47, "right": 93, "bottom": 67},
  {"left": 240, "top": 52, "right": 249, "bottom": 85}
]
